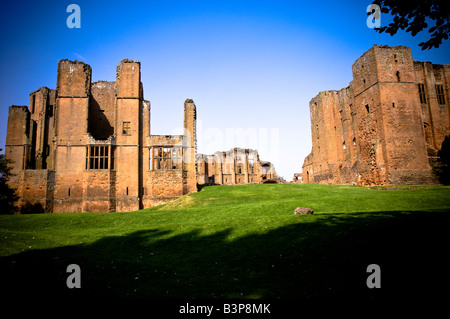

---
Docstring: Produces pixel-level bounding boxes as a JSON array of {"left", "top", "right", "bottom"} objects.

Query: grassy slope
[{"left": 0, "top": 184, "right": 449, "bottom": 300}]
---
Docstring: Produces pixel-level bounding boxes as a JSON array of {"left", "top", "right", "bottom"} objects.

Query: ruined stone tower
[
  {"left": 183, "top": 99, "right": 197, "bottom": 194},
  {"left": 5, "top": 59, "right": 198, "bottom": 213},
  {"left": 302, "top": 45, "right": 449, "bottom": 185}
]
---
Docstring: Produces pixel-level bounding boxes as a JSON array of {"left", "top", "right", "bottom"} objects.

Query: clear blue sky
[{"left": 0, "top": 0, "right": 449, "bottom": 179}]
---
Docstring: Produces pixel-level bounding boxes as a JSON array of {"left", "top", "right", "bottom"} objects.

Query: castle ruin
[
  {"left": 5, "top": 59, "right": 197, "bottom": 213},
  {"left": 5, "top": 59, "right": 279, "bottom": 213},
  {"left": 6, "top": 44, "right": 445, "bottom": 213},
  {"left": 196, "top": 148, "right": 278, "bottom": 185},
  {"left": 301, "top": 45, "right": 449, "bottom": 185}
]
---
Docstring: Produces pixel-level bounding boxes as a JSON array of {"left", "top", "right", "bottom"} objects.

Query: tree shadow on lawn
[{"left": 1, "top": 210, "right": 448, "bottom": 304}]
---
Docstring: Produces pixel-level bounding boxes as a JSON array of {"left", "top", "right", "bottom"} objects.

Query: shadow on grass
[{"left": 1, "top": 210, "right": 448, "bottom": 303}]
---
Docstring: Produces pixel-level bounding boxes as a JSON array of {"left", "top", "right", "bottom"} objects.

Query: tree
[
  {"left": 0, "top": 149, "right": 19, "bottom": 214},
  {"left": 435, "top": 136, "right": 450, "bottom": 185},
  {"left": 370, "top": 0, "right": 450, "bottom": 50}
]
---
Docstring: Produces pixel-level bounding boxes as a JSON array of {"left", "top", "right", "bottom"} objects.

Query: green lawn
[{"left": 0, "top": 183, "right": 449, "bottom": 301}]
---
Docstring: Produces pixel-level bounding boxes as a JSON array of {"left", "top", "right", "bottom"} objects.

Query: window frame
[
  {"left": 86, "top": 145, "right": 113, "bottom": 170},
  {"left": 418, "top": 83, "right": 427, "bottom": 104},
  {"left": 122, "top": 121, "right": 131, "bottom": 135},
  {"left": 436, "top": 84, "right": 446, "bottom": 105},
  {"left": 151, "top": 146, "right": 182, "bottom": 170}
]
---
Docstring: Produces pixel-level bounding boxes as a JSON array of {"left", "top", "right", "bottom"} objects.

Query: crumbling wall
[
  {"left": 145, "top": 135, "right": 184, "bottom": 207},
  {"left": 5, "top": 105, "right": 29, "bottom": 178},
  {"left": 196, "top": 154, "right": 214, "bottom": 184},
  {"left": 89, "top": 81, "right": 115, "bottom": 140},
  {"left": 292, "top": 173, "right": 302, "bottom": 183},
  {"left": 183, "top": 99, "right": 198, "bottom": 194},
  {"left": 5, "top": 58, "right": 199, "bottom": 213},
  {"left": 28, "top": 87, "right": 56, "bottom": 170},
  {"left": 301, "top": 153, "right": 313, "bottom": 183},
  {"left": 53, "top": 59, "right": 92, "bottom": 213},
  {"left": 197, "top": 148, "right": 277, "bottom": 185},
  {"left": 351, "top": 46, "right": 387, "bottom": 185},
  {"left": 302, "top": 45, "right": 448, "bottom": 185},
  {"left": 114, "top": 59, "right": 143, "bottom": 212}
]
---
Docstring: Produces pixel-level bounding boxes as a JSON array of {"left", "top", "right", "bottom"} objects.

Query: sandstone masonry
[
  {"left": 5, "top": 59, "right": 197, "bottom": 213},
  {"left": 301, "top": 45, "right": 450, "bottom": 185},
  {"left": 196, "top": 148, "right": 278, "bottom": 185}
]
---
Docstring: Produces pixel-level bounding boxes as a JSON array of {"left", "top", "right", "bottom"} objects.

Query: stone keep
[{"left": 302, "top": 45, "right": 449, "bottom": 185}]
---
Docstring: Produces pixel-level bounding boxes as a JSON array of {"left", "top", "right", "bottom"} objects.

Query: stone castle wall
[
  {"left": 5, "top": 59, "right": 198, "bottom": 213},
  {"left": 302, "top": 45, "right": 449, "bottom": 185},
  {"left": 196, "top": 148, "right": 278, "bottom": 185}
]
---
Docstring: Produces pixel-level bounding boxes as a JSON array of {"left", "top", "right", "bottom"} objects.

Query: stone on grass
[{"left": 293, "top": 207, "right": 314, "bottom": 215}]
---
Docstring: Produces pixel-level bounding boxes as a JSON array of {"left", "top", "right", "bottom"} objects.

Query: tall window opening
[
  {"left": 248, "top": 154, "right": 254, "bottom": 173},
  {"left": 436, "top": 84, "right": 446, "bottom": 105},
  {"left": 236, "top": 154, "right": 243, "bottom": 174},
  {"left": 418, "top": 83, "right": 427, "bottom": 104},
  {"left": 248, "top": 154, "right": 254, "bottom": 165}
]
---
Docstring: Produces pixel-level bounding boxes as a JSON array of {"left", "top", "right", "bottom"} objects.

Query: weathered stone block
[{"left": 294, "top": 207, "right": 314, "bottom": 215}]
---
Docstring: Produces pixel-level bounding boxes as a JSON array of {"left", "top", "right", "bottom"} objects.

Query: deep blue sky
[{"left": 1, "top": 0, "right": 449, "bottom": 179}]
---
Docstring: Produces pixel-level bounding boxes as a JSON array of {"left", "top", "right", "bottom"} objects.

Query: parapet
[{"left": 9, "top": 105, "right": 29, "bottom": 112}]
